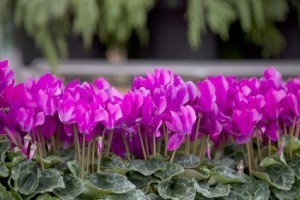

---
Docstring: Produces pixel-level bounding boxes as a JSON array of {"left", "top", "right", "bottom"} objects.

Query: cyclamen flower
[
  {"left": 232, "top": 109, "right": 260, "bottom": 144},
  {"left": 0, "top": 60, "right": 14, "bottom": 95},
  {"left": 166, "top": 105, "right": 196, "bottom": 150},
  {"left": 197, "top": 80, "right": 216, "bottom": 113},
  {"left": 16, "top": 107, "right": 45, "bottom": 132},
  {"left": 103, "top": 103, "right": 122, "bottom": 130}
]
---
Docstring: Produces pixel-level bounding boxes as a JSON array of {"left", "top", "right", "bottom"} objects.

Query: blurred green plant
[
  {"left": 186, "top": 0, "right": 299, "bottom": 57},
  {"left": 0, "top": 0, "right": 300, "bottom": 64}
]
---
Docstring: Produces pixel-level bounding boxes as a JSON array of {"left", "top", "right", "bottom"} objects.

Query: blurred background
[{"left": 0, "top": 0, "right": 300, "bottom": 87}]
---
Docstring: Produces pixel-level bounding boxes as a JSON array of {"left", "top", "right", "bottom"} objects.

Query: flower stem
[
  {"left": 295, "top": 124, "right": 300, "bottom": 139},
  {"left": 105, "top": 130, "right": 114, "bottom": 157},
  {"left": 36, "top": 143, "right": 44, "bottom": 170},
  {"left": 4, "top": 127, "right": 19, "bottom": 147},
  {"left": 198, "top": 135, "right": 207, "bottom": 161},
  {"left": 91, "top": 138, "right": 96, "bottom": 173},
  {"left": 170, "top": 149, "right": 176, "bottom": 162},
  {"left": 121, "top": 133, "right": 131, "bottom": 160},
  {"left": 289, "top": 118, "right": 296, "bottom": 159},
  {"left": 73, "top": 125, "right": 81, "bottom": 163},
  {"left": 268, "top": 138, "right": 272, "bottom": 157},
  {"left": 193, "top": 114, "right": 201, "bottom": 155},
  {"left": 185, "top": 135, "right": 191, "bottom": 155},
  {"left": 250, "top": 139, "right": 255, "bottom": 170},
  {"left": 246, "top": 143, "right": 252, "bottom": 176},
  {"left": 86, "top": 141, "right": 91, "bottom": 172},
  {"left": 137, "top": 124, "right": 147, "bottom": 160},
  {"left": 144, "top": 133, "right": 149, "bottom": 157},
  {"left": 97, "top": 151, "right": 102, "bottom": 173},
  {"left": 255, "top": 129, "right": 262, "bottom": 161},
  {"left": 80, "top": 134, "right": 86, "bottom": 179},
  {"left": 163, "top": 123, "right": 168, "bottom": 157},
  {"left": 51, "top": 134, "right": 56, "bottom": 154},
  {"left": 153, "top": 132, "right": 156, "bottom": 157},
  {"left": 157, "top": 137, "right": 162, "bottom": 156}
]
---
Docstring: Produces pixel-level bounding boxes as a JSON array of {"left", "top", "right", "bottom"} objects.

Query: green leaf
[
  {"left": 193, "top": 180, "right": 230, "bottom": 198},
  {"left": 154, "top": 162, "right": 184, "bottom": 181},
  {"left": 7, "top": 178, "right": 22, "bottom": 200},
  {"left": 0, "top": 163, "right": 9, "bottom": 177},
  {"left": 54, "top": 174, "right": 85, "bottom": 200},
  {"left": 225, "top": 176, "right": 270, "bottom": 200},
  {"left": 98, "top": 189, "right": 149, "bottom": 200},
  {"left": 11, "top": 161, "right": 39, "bottom": 195},
  {"left": 173, "top": 155, "right": 200, "bottom": 168},
  {"left": 157, "top": 177, "right": 196, "bottom": 200},
  {"left": 129, "top": 157, "right": 166, "bottom": 176},
  {"left": 271, "top": 178, "right": 300, "bottom": 200},
  {"left": 2, "top": 150, "right": 25, "bottom": 168},
  {"left": 0, "top": 183, "right": 13, "bottom": 200},
  {"left": 254, "top": 157, "right": 295, "bottom": 190},
  {"left": 36, "top": 193, "right": 60, "bottom": 200},
  {"left": 35, "top": 169, "right": 65, "bottom": 194},
  {"left": 0, "top": 141, "right": 11, "bottom": 161},
  {"left": 85, "top": 172, "right": 135, "bottom": 195},
  {"left": 283, "top": 135, "right": 300, "bottom": 155},
  {"left": 288, "top": 158, "right": 300, "bottom": 180},
  {"left": 41, "top": 156, "right": 62, "bottom": 168},
  {"left": 102, "top": 156, "right": 130, "bottom": 174},
  {"left": 208, "top": 166, "right": 246, "bottom": 184},
  {"left": 126, "top": 171, "right": 155, "bottom": 191},
  {"left": 67, "top": 160, "right": 80, "bottom": 177},
  {"left": 177, "top": 168, "right": 209, "bottom": 181},
  {"left": 147, "top": 193, "right": 164, "bottom": 200}
]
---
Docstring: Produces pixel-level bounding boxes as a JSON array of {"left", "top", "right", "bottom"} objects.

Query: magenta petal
[
  {"left": 167, "top": 133, "right": 184, "bottom": 151},
  {"left": 266, "top": 121, "right": 279, "bottom": 141}
]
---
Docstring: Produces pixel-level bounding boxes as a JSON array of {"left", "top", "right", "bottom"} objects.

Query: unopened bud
[
  {"left": 97, "top": 136, "right": 103, "bottom": 155},
  {"left": 237, "top": 160, "right": 244, "bottom": 175},
  {"left": 29, "top": 142, "right": 37, "bottom": 161},
  {"left": 206, "top": 138, "right": 212, "bottom": 160},
  {"left": 278, "top": 137, "right": 286, "bottom": 155}
]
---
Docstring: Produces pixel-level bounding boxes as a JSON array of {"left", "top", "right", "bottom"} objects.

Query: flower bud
[{"left": 237, "top": 160, "right": 244, "bottom": 175}]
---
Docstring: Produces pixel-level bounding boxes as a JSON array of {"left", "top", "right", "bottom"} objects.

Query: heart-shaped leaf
[
  {"left": 7, "top": 178, "right": 22, "bottom": 200},
  {"left": 173, "top": 155, "right": 200, "bottom": 168},
  {"left": 67, "top": 160, "right": 80, "bottom": 177},
  {"left": 54, "top": 174, "right": 85, "bottom": 200},
  {"left": 36, "top": 193, "right": 60, "bottom": 200},
  {"left": 129, "top": 157, "right": 166, "bottom": 176},
  {"left": 287, "top": 158, "right": 300, "bottom": 180},
  {"left": 158, "top": 177, "right": 196, "bottom": 200},
  {"left": 177, "top": 168, "right": 210, "bottom": 181},
  {"left": 254, "top": 157, "right": 294, "bottom": 190},
  {"left": 155, "top": 162, "right": 184, "bottom": 181},
  {"left": 208, "top": 166, "right": 246, "bottom": 184},
  {"left": 41, "top": 156, "right": 62, "bottom": 168},
  {"left": 35, "top": 169, "right": 65, "bottom": 193},
  {"left": 0, "top": 142, "right": 11, "bottom": 161},
  {"left": 193, "top": 180, "right": 230, "bottom": 198},
  {"left": 2, "top": 150, "right": 25, "bottom": 168},
  {"left": 96, "top": 189, "right": 148, "bottom": 200},
  {"left": 0, "top": 163, "right": 9, "bottom": 177},
  {"left": 271, "top": 178, "right": 300, "bottom": 200},
  {"left": 225, "top": 176, "right": 270, "bottom": 200},
  {"left": 126, "top": 171, "right": 155, "bottom": 191},
  {"left": 0, "top": 183, "right": 13, "bottom": 200},
  {"left": 11, "top": 161, "right": 39, "bottom": 195},
  {"left": 85, "top": 172, "right": 135, "bottom": 195}
]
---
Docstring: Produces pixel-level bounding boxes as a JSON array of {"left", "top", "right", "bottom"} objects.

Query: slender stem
[
  {"left": 86, "top": 141, "right": 91, "bottom": 172},
  {"left": 121, "top": 133, "right": 131, "bottom": 160},
  {"left": 91, "top": 138, "right": 96, "bottom": 173},
  {"left": 97, "top": 151, "right": 102, "bottom": 173},
  {"left": 163, "top": 123, "right": 168, "bottom": 157},
  {"left": 268, "top": 138, "right": 272, "bottom": 157},
  {"left": 284, "top": 124, "right": 288, "bottom": 135},
  {"left": 137, "top": 124, "right": 147, "bottom": 160},
  {"left": 198, "top": 135, "right": 206, "bottom": 160},
  {"left": 186, "top": 135, "right": 190, "bottom": 155},
  {"left": 201, "top": 135, "right": 210, "bottom": 161},
  {"left": 144, "top": 133, "right": 149, "bottom": 157},
  {"left": 37, "top": 143, "right": 45, "bottom": 170},
  {"left": 73, "top": 126, "right": 81, "bottom": 163},
  {"left": 246, "top": 143, "right": 252, "bottom": 176},
  {"left": 51, "top": 134, "right": 56, "bottom": 154},
  {"left": 105, "top": 130, "right": 114, "bottom": 157},
  {"left": 170, "top": 149, "right": 176, "bottom": 162},
  {"left": 152, "top": 132, "right": 156, "bottom": 157},
  {"left": 4, "top": 127, "right": 19, "bottom": 147},
  {"left": 289, "top": 118, "right": 297, "bottom": 159},
  {"left": 295, "top": 124, "right": 300, "bottom": 139},
  {"left": 256, "top": 129, "right": 262, "bottom": 161},
  {"left": 80, "top": 134, "right": 86, "bottom": 179},
  {"left": 250, "top": 139, "right": 255, "bottom": 170},
  {"left": 193, "top": 114, "right": 201, "bottom": 155},
  {"left": 157, "top": 137, "right": 162, "bottom": 155}
]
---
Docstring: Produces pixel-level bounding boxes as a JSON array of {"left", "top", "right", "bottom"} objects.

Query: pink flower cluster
[{"left": 0, "top": 60, "right": 299, "bottom": 159}]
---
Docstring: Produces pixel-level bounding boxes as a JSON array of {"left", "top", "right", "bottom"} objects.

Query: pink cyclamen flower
[
  {"left": 0, "top": 60, "right": 14, "bottom": 95},
  {"left": 166, "top": 105, "right": 196, "bottom": 150},
  {"left": 197, "top": 80, "right": 217, "bottom": 112},
  {"left": 29, "top": 142, "right": 37, "bottom": 161},
  {"left": 16, "top": 107, "right": 45, "bottom": 132}
]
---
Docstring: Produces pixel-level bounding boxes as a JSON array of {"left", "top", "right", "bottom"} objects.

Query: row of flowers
[{"left": 0, "top": 60, "right": 299, "bottom": 167}]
